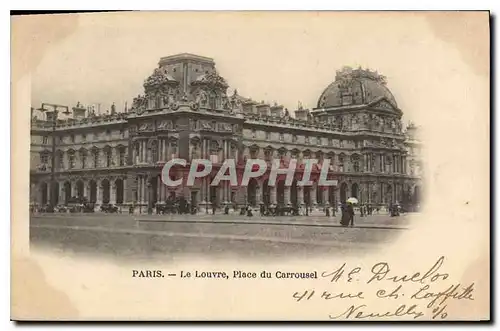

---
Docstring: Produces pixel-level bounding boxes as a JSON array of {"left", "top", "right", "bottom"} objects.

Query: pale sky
[{"left": 29, "top": 12, "right": 488, "bottom": 128}]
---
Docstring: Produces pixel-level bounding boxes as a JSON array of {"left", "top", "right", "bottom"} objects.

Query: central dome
[{"left": 317, "top": 67, "right": 397, "bottom": 109}]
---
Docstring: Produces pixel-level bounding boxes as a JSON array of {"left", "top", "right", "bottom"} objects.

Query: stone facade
[{"left": 30, "top": 53, "right": 423, "bottom": 212}]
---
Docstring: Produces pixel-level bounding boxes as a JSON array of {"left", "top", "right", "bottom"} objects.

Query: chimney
[
  {"left": 72, "top": 102, "right": 86, "bottom": 119},
  {"left": 242, "top": 100, "right": 256, "bottom": 113},
  {"left": 256, "top": 103, "right": 271, "bottom": 116},
  {"left": 295, "top": 108, "right": 309, "bottom": 121},
  {"left": 270, "top": 104, "right": 284, "bottom": 117}
]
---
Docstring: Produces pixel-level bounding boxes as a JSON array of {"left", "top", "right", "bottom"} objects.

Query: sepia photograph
[{"left": 11, "top": 11, "right": 490, "bottom": 321}]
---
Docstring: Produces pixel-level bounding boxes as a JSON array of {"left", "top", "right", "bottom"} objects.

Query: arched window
[
  {"left": 278, "top": 149, "right": 286, "bottom": 159},
  {"left": 68, "top": 150, "right": 75, "bottom": 169},
  {"left": 118, "top": 147, "right": 126, "bottom": 166},
  {"left": 105, "top": 148, "right": 112, "bottom": 167},
  {"left": 338, "top": 153, "right": 345, "bottom": 172},
  {"left": 386, "top": 156, "right": 393, "bottom": 173},
  {"left": 327, "top": 152, "right": 335, "bottom": 169},
  {"left": 250, "top": 147, "right": 259, "bottom": 159},
  {"left": 80, "top": 149, "right": 87, "bottom": 169},
  {"left": 351, "top": 154, "right": 360, "bottom": 172},
  {"left": 230, "top": 143, "right": 237, "bottom": 159},
  {"left": 209, "top": 92, "right": 217, "bottom": 109},
  {"left": 57, "top": 151, "right": 64, "bottom": 170},
  {"left": 134, "top": 142, "right": 140, "bottom": 164}
]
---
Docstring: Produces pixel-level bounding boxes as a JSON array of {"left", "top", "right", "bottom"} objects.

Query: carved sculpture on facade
[
  {"left": 201, "top": 120, "right": 213, "bottom": 130},
  {"left": 138, "top": 122, "right": 152, "bottom": 131},
  {"left": 157, "top": 120, "right": 172, "bottom": 130},
  {"left": 222, "top": 95, "right": 231, "bottom": 110},
  {"left": 218, "top": 123, "right": 233, "bottom": 132},
  {"left": 143, "top": 67, "right": 177, "bottom": 89},
  {"left": 131, "top": 94, "right": 147, "bottom": 114},
  {"left": 378, "top": 116, "right": 385, "bottom": 130}
]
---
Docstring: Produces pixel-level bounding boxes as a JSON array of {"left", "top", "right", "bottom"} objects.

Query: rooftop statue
[
  {"left": 144, "top": 67, "right": 177, "bottom": 89},
  {"left": 335, "top": 66, "right": 388, "bottom": 85}
]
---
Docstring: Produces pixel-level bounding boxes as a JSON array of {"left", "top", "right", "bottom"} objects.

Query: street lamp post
[{"left": 37, "top": 103, "right": 70, "bottom": 208}]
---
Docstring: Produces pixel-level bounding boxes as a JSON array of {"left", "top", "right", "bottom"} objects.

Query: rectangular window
[
  {"left": 42, "top": 136, "right": 48, "bottom": 145},
  {"left": 68, "top": 154, "right": 75, "bottom": 169},
  {"left": 264, "top": 150, "right": 272, "bottom": 161},
  {"left": 119, "top": 149, "right": 126, "bottom": 166},
  {"left": 106, "top": 151, "right": 112, "bottom": 167},
  {"left": 40, "top": 153, "right": 48, "bottom": 164}
]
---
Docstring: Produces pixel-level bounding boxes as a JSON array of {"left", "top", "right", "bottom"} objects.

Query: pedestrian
[
  {"left": 340, "top": 202, "right": 350, "bottom": 227},
  {"left": 246, "top": 205, "right": 253, "bottom": 217},
  {"left": 347, "top": 202, "right": 355, "bottom": 227}
]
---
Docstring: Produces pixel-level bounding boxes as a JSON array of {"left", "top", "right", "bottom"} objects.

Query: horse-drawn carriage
[{"left": 100, "top": 203, "right": 119, "bottom": 213}]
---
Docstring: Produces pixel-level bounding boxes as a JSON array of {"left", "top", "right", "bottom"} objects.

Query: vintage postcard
[{"left": 11, "top": 11, "right": 490, "bottom": 321}]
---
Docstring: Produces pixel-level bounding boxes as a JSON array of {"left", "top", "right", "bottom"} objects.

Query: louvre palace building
[{"left": 30, "top": 53, "right": 423, "bottom": 213}]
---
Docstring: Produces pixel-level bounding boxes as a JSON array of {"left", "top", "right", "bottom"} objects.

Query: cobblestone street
[{"left": 30, "top": 212, "right": 418, "bottom": 261}]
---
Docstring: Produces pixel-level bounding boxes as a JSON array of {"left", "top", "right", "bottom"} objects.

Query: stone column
[
  {"left": 142, "top": 141, "right": 147, "bottom": 163},
  {"left": 380, "top": 183, "right": 385, "bottom": 205},
  {"left": 96, "top": 179, "right": 102, "bottom": 205},
  {"left": 256, "top": 184, "right": 262, "bottom": 205},
  {"left": 162, "top": 139, "right": 167, "bottom": 161},
  {"left": 159, "top": 178, "right": 165, "bottom": 203},
  {"left": 157, "top": 176, "right": 162, "bottom": 204},
  {"left": 138, "top": 142, "right": 142, "bottom": 163},
  {"left": 71, "top": 181, "right": 76, "bottom": 198},
  {"left": 59, "top": 181, "right": 65, "bottom": 205},
  {"left": 270, "top": 186, "right": 277, "bottom": 204},
  {"left": 132, "top": 143, "right": 137, "bottom": 164},
  {"left": 110, "top": 182, "right": 116, "bottom": 204},
  {"left": 284, "top": 186, "right": 291, "bottom": 206},
  {"left": 159, "top": 139, "right": 163, "bottom": 161},
  {"left": 30, "top": 183, "right": 36, "bottom": 204},
  {"left": 45, "top": 183, "right": 51, "bottom": 205},
  {"left": 138, "top": 176, "right": 143, "bottom": 203},
  {"left": 311, "top": 182, "right": 317, "bottom": 207},
  {"left": 142, "top": 177, "right": 147, "bottom": 204},
  {"left": 83, "top": 181, "right": 88, "bottom": 199},
  {"left": 322, "top": 188, "right": 329, "bottom": 206},
  {"left": 297, "top": 186, "right": 304, "bottom": 206}
]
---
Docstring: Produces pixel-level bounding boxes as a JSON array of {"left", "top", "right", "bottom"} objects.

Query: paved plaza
[{"left": 30, "top": 212, "right": 418, "bottom": 261}]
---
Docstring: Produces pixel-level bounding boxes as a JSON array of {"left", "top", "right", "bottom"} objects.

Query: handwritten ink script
[{"left": 292, "top": 256, "right": 475, "bottom": 320}]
